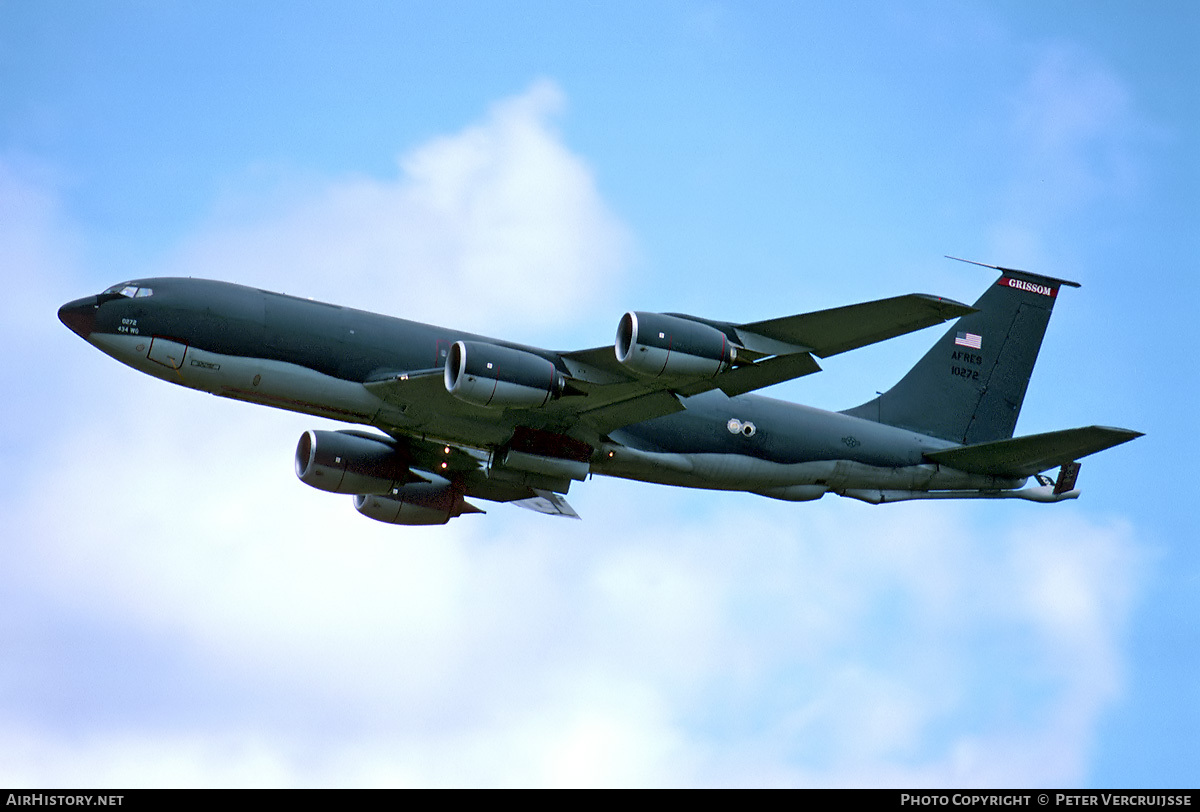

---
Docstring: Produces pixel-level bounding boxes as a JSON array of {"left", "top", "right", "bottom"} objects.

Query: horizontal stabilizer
[
  {"left": 737, "top": 293, "right": 975, "bottom": 358},
  {"left": 945, "top": 256, "right": 1081, "bottom": 289},
  {"left": 925, "top": 425, "right": 1143, "bottom": 477}
]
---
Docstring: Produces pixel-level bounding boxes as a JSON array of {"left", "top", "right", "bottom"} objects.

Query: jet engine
[
  {"left": 354, "top": 479, "right": 482, "bottom": 526},
  {"left": 444, "top": 340, "right": 565, "bottom": 408},
  {"left": 615, "top": 312, "right": 737, "bottom": 378},
  {"left": 295, "top": 429, "right": 417, "bottom": 495}
]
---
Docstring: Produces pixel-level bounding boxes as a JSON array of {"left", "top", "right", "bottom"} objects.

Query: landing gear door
[{"left": 148, "top": 337, "right": 188, "bottom": 369}]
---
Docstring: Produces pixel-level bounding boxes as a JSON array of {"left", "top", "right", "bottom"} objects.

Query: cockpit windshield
[{"left": 102, "top": 282, "right": 154, "bottom": 298}]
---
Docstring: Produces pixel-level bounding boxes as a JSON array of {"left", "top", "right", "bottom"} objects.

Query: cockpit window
[{"left": 102, "top": 282, "right": 153, "bottom": 298}]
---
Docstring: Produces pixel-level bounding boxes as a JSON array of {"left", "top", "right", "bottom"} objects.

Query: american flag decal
[{"left": 955, "top": 331, "right": 982, "bottom": 349}]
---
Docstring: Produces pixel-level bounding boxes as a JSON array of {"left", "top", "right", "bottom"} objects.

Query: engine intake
[
  {"left": 295, "top": 430, "right": 417, "bottom": 495},
  {"left": 615, "top": 312, "right": 737, "bottom": 378},
  {"left": 444, "top": 340, "right": 565, "bottom": 408}
]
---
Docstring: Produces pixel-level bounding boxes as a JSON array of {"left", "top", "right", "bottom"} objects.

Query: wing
[
  {"left": 365, "top": 292, "right": 974, "bottom": 447},
  {"left": 356, "top": 292, "right": 975, "bottom": 507},
  {"left": 369, "top": 429, "right": 583, "bottom": 515},
  {"left": 734, "top": 293, "right": 976, "bottom": 358},
  {"left": 552, "top": 292, "right": 975, "bottom": 436}
]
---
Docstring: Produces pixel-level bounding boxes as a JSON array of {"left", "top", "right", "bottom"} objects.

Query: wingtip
[{"left": 913, "top": 292, "right": 977, "bottom": 319}]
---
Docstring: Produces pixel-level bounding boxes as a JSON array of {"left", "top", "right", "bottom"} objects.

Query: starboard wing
[
  {"left": 732, "top": 293, "right": 976, "bottom": 358},
  {"left": 365, "top": 292, "right": 974, "bottom": 444},
  {"left": 551, "top": 292, "right": 973, "bottom": 435}
]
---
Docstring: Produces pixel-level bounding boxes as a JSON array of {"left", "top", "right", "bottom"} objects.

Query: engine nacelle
[
  {"left": 615, "top": 312, "right": 737, "bottom": 378},
  {"left": 354, "top": 479, "right": 482, "bottom": 526},
  {"left": 444, "top": 340, "right": 565, "bottom": 408},
  {"left": 295, "top": 429, "right": 415, "bottom": 495}
]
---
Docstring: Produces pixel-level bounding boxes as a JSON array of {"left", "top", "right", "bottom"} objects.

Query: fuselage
[{"left": 59, "top": 277, "right": 1024, "bottom": 501}]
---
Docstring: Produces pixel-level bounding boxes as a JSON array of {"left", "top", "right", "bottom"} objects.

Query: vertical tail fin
[{"left": 842, "top": 264, "right": 1080, "bottom": 444}]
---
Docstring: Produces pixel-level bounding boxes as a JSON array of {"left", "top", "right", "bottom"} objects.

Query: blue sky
[{"left": 1, "top": 1, "right": 1195, "bottom": 787}]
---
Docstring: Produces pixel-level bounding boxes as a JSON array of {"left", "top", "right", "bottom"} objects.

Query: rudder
[{"left": 842, "top": 264, "right": 1080, "bottom": 444}]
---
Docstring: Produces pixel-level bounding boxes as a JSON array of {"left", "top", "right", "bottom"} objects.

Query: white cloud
[
  {"left": 3, "top": 84, "right": 1146, "bottom": 788},
  {"left": 1012, "top": 46, "right": 1139, "bottom": 197},
  {"left": 3, "top": 402, "right": 1145, "bottom": 787},
  {"left": 989, "top": 43, "right": 1153, "bottom": 268},
  {"left": 160, "top": 79, "right": 632, "bottom": 339}
]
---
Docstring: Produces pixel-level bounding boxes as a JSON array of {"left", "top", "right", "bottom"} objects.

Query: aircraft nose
[{"left": 58, "top": 295, "right": 99, "bottom": 338}]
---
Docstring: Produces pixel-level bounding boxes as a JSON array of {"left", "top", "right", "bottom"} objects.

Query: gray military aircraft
[{"left": 59, "top": 261, "right": 1140, "bottom": 525}]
